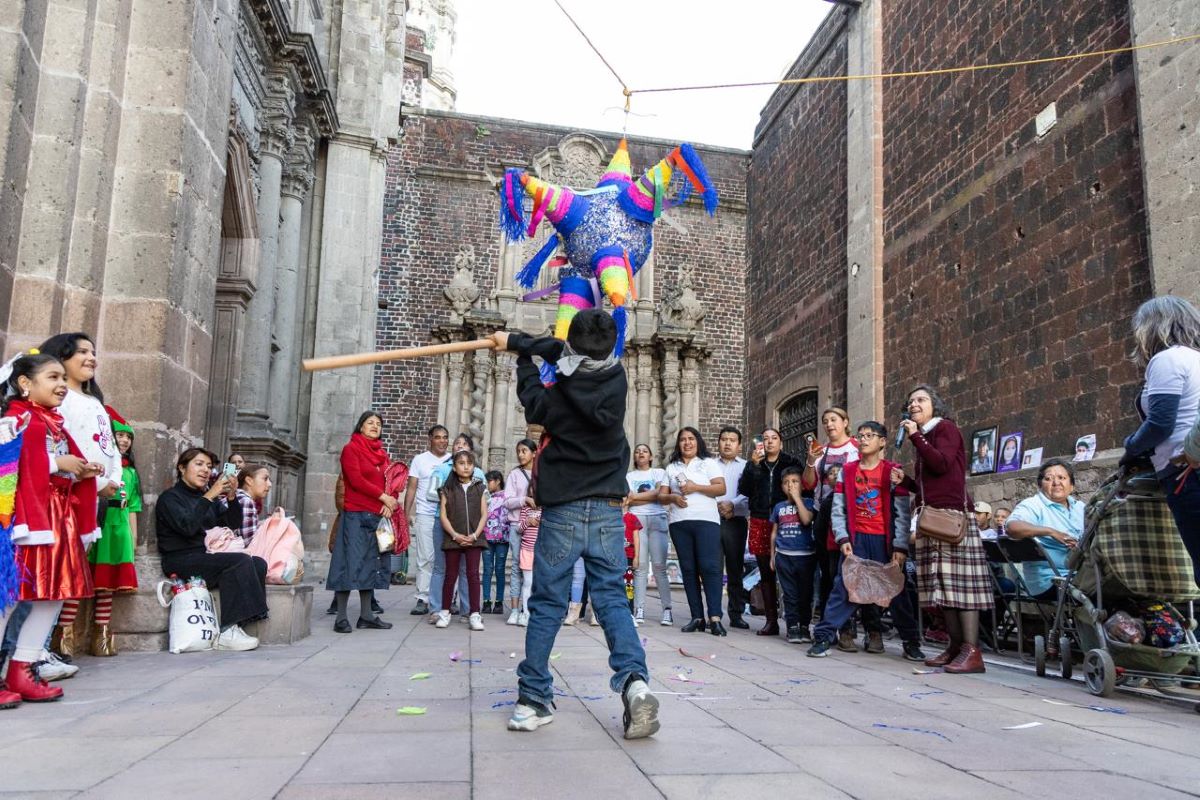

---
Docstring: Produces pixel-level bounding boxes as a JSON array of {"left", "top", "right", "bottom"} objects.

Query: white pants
[
  {"left": 634, "top": 514, "right": 672, "bottom": 613},
  {"left": 412, "top": 514, "right": 436, "bottom": 602},
  {"left": 520, "top": 569, "right": 534, "bottom": 614},
  {"left": 0, "top": 600, "right": 61, "bottom": 662}
]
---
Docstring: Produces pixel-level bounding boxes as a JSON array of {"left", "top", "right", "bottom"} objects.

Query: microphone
[{"left": 894, "top": 412, "right": 910, "bottom": 450}]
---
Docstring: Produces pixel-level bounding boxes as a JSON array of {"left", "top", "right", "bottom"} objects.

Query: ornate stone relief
[
  {"left": 444, "top": 244, "right": 481, "bottom": 320},
  {"left": 660, "top": 269, "right": 706, "bottom": 330}
]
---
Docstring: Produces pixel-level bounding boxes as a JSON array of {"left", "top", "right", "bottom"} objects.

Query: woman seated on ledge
[{"left": 155, "top": 447, "right": 268, "bottom": 651}]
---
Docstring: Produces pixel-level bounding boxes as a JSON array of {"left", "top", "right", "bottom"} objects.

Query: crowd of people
[{"left": 2, "top": 295, "right": 1199, "bottom": 732}]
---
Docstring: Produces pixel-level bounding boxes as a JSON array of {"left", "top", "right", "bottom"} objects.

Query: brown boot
[
  {"left": 924, "top": 642, "right": 961, "bottom": 667},
  {"left": 90, "top": 625, "right": 116, "bottom": 657},
  {"left": 943, "top": 643, "right": 985, "bottom": 674},
  {"left": 837, "top": 630, "right": 858, "bottom": 652},
  {"left": 865, "top": 631, "right": 884, "bottom": 654},
  {"left": 51, "top": 625, "right": 76, "bottom": 663}
]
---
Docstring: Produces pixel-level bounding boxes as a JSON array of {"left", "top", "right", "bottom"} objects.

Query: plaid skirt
[{"left": 914, "top": 513, "right": 993, "bottom": 610}]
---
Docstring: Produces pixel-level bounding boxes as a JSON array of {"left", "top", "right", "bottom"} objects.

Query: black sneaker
[
  {"left": 786, "top": 624, "right": 804, "bottom": 643},
  {"left": 482, "top": 601, "right": 494, "bottom": 614},
  {"left": 410, "top": 599, "right": 430, "bottom": 616},
  {"left": 807, "top": 639, "right": 833, "bottom": 658},
  {"left": 902, "top": 640, "right": 927, "bottom": 662}
]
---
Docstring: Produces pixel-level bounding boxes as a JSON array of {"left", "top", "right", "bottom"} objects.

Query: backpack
[{"left": 246, "top": 510, "right": 306, "bottom": 584}]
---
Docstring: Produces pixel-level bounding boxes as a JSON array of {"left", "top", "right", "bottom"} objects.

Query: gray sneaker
[
  {"left": 622, "top": 678, "right": 660, "bottom": 739},
  {"left": 507, "top": 698, "right": 554, "bottom": 732}
]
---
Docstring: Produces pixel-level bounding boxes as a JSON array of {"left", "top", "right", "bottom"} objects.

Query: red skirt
[
  {"left": 748, "top": 517, "right": 773, "bottom": 557},
  {"left": 17, "top": 483, "right": 95, "bottom": 601}
]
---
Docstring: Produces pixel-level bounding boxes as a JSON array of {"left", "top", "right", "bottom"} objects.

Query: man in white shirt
[
  {"left": 715, "top": 426, "right": 751, "bottom": 628},
  {"left": 405, "top": 425, "right": 450, "bottom": 615}
]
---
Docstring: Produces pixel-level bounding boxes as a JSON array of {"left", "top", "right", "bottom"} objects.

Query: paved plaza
[{"left": 5, "top": 586, "right": 1200, "bottom": 799}]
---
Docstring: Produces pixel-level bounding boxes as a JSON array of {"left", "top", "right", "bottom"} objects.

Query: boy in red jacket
[{"left": 807, "top": 421, "right": 925, "bottom": 662}]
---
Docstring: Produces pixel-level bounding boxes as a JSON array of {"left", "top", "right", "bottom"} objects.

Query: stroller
[{"left": 1035, "top": 466, "right": 1200, "bottom": 703}]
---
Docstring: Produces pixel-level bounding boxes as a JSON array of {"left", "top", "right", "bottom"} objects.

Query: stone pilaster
[
  {"left": 658, "top": 335, "right": 683, "bottom": 452},
  {"left": 489, "top": 352, "right": 516, "bottom": 470},
  {"left": 634, "top": 341, "right": 654, "bottom": 447},
  {"left": 679, "top": 345, "right": 700, "bottom": 429},
  {"left": 268, "top": 126, "right": 315, "bottom": 432}
]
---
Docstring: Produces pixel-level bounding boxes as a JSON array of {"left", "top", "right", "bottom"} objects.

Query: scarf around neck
[
  {"left": 350, "top": 432, "right": 388, "bottom": 469},
  {"left": 8, "top": 398, "right": 65, "bottom": 440},
  {"left": 556, "top": 342, "right": 620, "bottom": 377}
]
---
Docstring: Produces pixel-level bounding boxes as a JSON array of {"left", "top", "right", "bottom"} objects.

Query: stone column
[
  {"left": 239, "top": 74, "right": 294, "bottom": 421},
  {"left": 489, "top": 352, "right": 515, "bottom": 469},
  {"left": 659, "top": 337, "right": 682, "bottom": 452},
  {"left": 679, "top": 345, "right": 700, "bottom": 429},
  {"left": 845, "top": 0, "right": 886, "bottom": 425},
  {"left": 634, "top": 342, "right": 653, "bottom": 447},
  {"left": 267, "top": 128, "right": 315, "bottom": 432},
  {"left": 444, "top": 337, "right": 467, "bottom": 440}
]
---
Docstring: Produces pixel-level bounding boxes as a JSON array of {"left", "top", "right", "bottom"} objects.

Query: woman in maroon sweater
[
  {"left": 326, "top": 411, "right": 398, "bottom": 633},
  {"left": 895, "top": 385, "right": 992, "bottom": 674}
]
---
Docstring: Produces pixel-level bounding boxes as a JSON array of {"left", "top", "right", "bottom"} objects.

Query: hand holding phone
[{"left": 222, "top": 462, "right": 239, "bottom": 479}]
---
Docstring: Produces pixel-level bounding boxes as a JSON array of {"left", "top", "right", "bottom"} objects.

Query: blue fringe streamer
[
  {"left": 677, "top": 142, "right": 720, "bottom": 216},
  {"left": 498, "top": 169, "right": 528, "bottom": 242},
  {"left": 612, "top": 304, "right": 628, "bottom": 357},
  {"left": 515, "top": 235, "right": 560, "bottom": 290},
  {"left": 0, "top": 433, "right": 22, "bottom": 614}
]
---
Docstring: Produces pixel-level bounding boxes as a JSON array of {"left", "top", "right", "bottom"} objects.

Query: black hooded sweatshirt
[{"left": 508, "top": 333, "right": 631, "bottom": 507}]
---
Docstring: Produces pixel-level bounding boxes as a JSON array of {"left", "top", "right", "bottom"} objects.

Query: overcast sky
[{"left": 452, "top": 0, "right": 833, "bottom": 150}]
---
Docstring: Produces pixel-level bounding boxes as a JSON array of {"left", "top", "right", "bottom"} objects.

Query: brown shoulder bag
[{"left": 914, "top": 469, "right": 967, "bottom": 545}]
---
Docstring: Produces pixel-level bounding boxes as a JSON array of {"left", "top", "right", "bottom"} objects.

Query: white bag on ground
[{"left": 157, "top": 580, "right": 219, "bottom": 653}]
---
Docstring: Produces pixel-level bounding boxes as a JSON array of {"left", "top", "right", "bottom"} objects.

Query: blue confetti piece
[
  {"left": 872, "top": 723, "right": 953, "bottom": 742},
  {"left": 787, "top": 679, "right": 818, "bottom": 685},
  {"left": 492, "top": 700, "right": 516, "bottom": 709},
  {"left": 488, "top": 688, "right": 516, "bottom": 695},
  {"left": 909, "top": 691, "right": 945, "bottom": 700}
]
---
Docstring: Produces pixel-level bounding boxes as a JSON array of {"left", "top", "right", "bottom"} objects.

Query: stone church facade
[
  {"left": 0, "top": 0, "right": 406, "bottom": 554},
  {"left": 373, "top": 109, "right": 749, "bottom": 471}
]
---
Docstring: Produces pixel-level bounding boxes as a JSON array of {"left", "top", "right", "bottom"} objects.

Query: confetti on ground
[
  {"left": 409, "top": 672, "right": 432, "bottom": 681},
  {"left": 672, "top": 673, "right": 705, "bottom": 685},
  {"left": 686, "top": 696, "right": 731, "bottom": 701},
  {"left": 491, "top": 700, "right": 516, "bottom": 709},
  {"left": 509, "top": 652, "right": 516, "bottom": 658},
  {"left": 1003, "top": 722, "right": 1044, "bottom": 730},
  {"left": 550, "top": 652, "right": 562, "bottom": 660},
  {"left": 909, "top": 690, "right": 945, "bottom": 700},
  {"left": 641, "top": 637, "right": 648, "bottom": 647},
  {"left": 396, "top": 707, "right": 427, "bottom": 715},
  {"left": 1042, "top": 698, "right": 1127, "bottom": 714},
  {"left": 488, "top": 688, "right": 516, "bottom": 695},
  {"left": 912, "top": 668, "right": 941, "bottom": 675},
  {"left": 738, "top": 656, "right": 758, "bottom": 662},
  {"left": 679, "top": 648, "right": 717, "bottom": 661},
  {"left": 872, "top": 723, "right": 952, "bottom": 742},
  {"left": 787, "top": 679, "right": 818, "bottom": 685},
  {"left": 449, "top": 651, "right": 462, "bottom": 662}
]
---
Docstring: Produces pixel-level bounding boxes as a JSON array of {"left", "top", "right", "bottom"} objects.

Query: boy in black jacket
[{"left": 492, "top": 309, "right": 659, "bottom": 739}]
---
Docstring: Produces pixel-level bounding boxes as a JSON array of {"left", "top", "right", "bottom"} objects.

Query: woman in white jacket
[{"left": 39, "top": 333, "right": 123, "bottom": 659}]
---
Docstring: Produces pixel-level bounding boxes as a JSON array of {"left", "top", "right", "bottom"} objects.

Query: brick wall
[
  {"left": 881, "top": 0, "right": 1151, "bottom": 457},
  {"left": 745, "top": 15, "right": 850, "bottom": 434},
  {"left": 376, "top": 111, "right": 748, "bottom": 462}
]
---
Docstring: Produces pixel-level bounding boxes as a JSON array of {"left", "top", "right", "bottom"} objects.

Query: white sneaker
[
  {"left": 37, "top": 650, "right": 79, "bottom": 681},
  {"left": 633, "top": 614, "right": 643, "bottom": 627},
  {"left": 506, "top": 609, "right": 520, "bottom": 625},
  {"left": 517, "top": 611, "right": 529, "bottom": 627},
  {"left": 660, "top": 609, "right": 674, "bottom": 626},
  {"left": 507, "top": 700, "right": 554, "bottom": 731},
  {"left": 469, "top": 612, "right": 485, "bottom": 631},
  {"left": 215, "top": 625, "right": 259, "bottom": 652},
  {"left": 435, "top": 610, "right": 452, "bottom": 629},
  {"left": 622, "top": 678, "right": 660, "bottom": 740},
  {"left": 635, "top": 607, "right": 645, "bottom": 624}
]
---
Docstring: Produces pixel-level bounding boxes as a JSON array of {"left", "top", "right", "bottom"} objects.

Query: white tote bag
[{"left": 157, "top": 580, "right": 220, "bottom": 653}]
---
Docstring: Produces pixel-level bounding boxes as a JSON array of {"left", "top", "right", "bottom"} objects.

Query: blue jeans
[
  {"left": 1161, "top": 465, "right": 1200, "bottom": 588},
  {"left": 775, "top": 552, "right": 817, "bottom": 630},
  {"left": 429, "top": 517, "right": 470, "bottom": 613},
  {"left": 1, "top": 601, "right": 32, "bottom": 656},
  {"left": 517, "top": 498, "right": 648, "bottom": 705},
  {"left": 669, "top": 520, "right": 723, "bottom": 621},
  {"left": 483, "top": 540, "right": 509, "bottom": 602},
  {"left": 815, "top": 534, "right": 920, "bottom": 643}
]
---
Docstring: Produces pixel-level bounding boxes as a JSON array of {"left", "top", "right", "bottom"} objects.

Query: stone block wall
[
  {"left": 746, "top": 13, "right": 850, "bottom": 433},
  {"left": 375, "top": 110, "right": 749, "bottom": 464},
  {"left": 881, "top": 0, "right": 1152, "bottom": 457}
]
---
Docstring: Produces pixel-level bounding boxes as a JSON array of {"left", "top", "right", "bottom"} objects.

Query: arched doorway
[{"left": 777, "top": 389, "right": 819, "bottom": 456}]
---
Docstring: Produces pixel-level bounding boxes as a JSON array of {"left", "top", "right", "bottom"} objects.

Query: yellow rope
[{"left": 627, "top": 32, "right": 1200, "bottom": 96}]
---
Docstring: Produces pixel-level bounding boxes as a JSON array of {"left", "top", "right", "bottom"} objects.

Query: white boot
[{"left": 563, "top": 602, "right": 583, "bottom": 626}]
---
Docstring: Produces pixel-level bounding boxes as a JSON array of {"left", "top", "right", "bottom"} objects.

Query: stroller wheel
[
  {"left": 1059, "top": 636, "right": 1073, "bottom": 680},
  {"left": 1084, "top": 649, "right": 1116, "bottom": 697},
  {"left": 1034, "top": 636, "right": 1046, "bottom": 677}
]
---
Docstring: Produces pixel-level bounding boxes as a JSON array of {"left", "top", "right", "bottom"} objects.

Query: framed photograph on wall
[
  {"left": 996, "top": 432, "right": 1025, "bottom": 473},
  {"left": 969, "top": 427, "right": 998, "bottom": 475},
  {"left": 1022, "top": 447, "right": 1044, "bottom": 470},
  {"left": 1073, "top": 434, "right": 1097, "bottom": 462}
]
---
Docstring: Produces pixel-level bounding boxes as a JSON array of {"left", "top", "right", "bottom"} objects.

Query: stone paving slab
[{"left": 3, "top": 583, "right": 1200, "bottom": 798}]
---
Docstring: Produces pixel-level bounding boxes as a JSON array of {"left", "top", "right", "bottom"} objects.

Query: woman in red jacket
[
  {"left": 896, "top": 385, "right": 992, "bottom": 674},
  {"left": 326, "top": 411, "right": 397, "bottom": 633}
]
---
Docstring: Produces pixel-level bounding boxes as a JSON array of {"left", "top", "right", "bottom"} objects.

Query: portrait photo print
[
  {"left": 996, "top": 432, "right": 1024, "bottom": 473},
  {"left": 969, "top": 426, "right": 998, "bottom": 475}
]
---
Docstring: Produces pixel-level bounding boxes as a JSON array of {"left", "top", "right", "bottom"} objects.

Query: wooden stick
[{"left": 302, "top": 338, "right": 497, "bottom": 372}]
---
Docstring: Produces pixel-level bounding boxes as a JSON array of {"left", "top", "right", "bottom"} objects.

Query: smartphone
[
  {"left": 222, "top": 462, "right": 238, "bottom": 479},
  {"left": 752, "top": 435, "right": 765, "bottom": 458}
]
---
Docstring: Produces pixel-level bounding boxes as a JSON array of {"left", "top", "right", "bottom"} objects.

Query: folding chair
[
  {"left": 981, "top": 539, "right": 1015, "bottom": 653},
  {"left": 995, "top": 536, "right": 1061, "bottom": 659}
]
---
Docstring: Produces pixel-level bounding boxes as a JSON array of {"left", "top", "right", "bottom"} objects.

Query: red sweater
[
  {"left": 900, "top": 419, "right": 969, "bottom": 511},
  {"left": 340, "top": 438, "right": 387, "bottom": 513}
]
